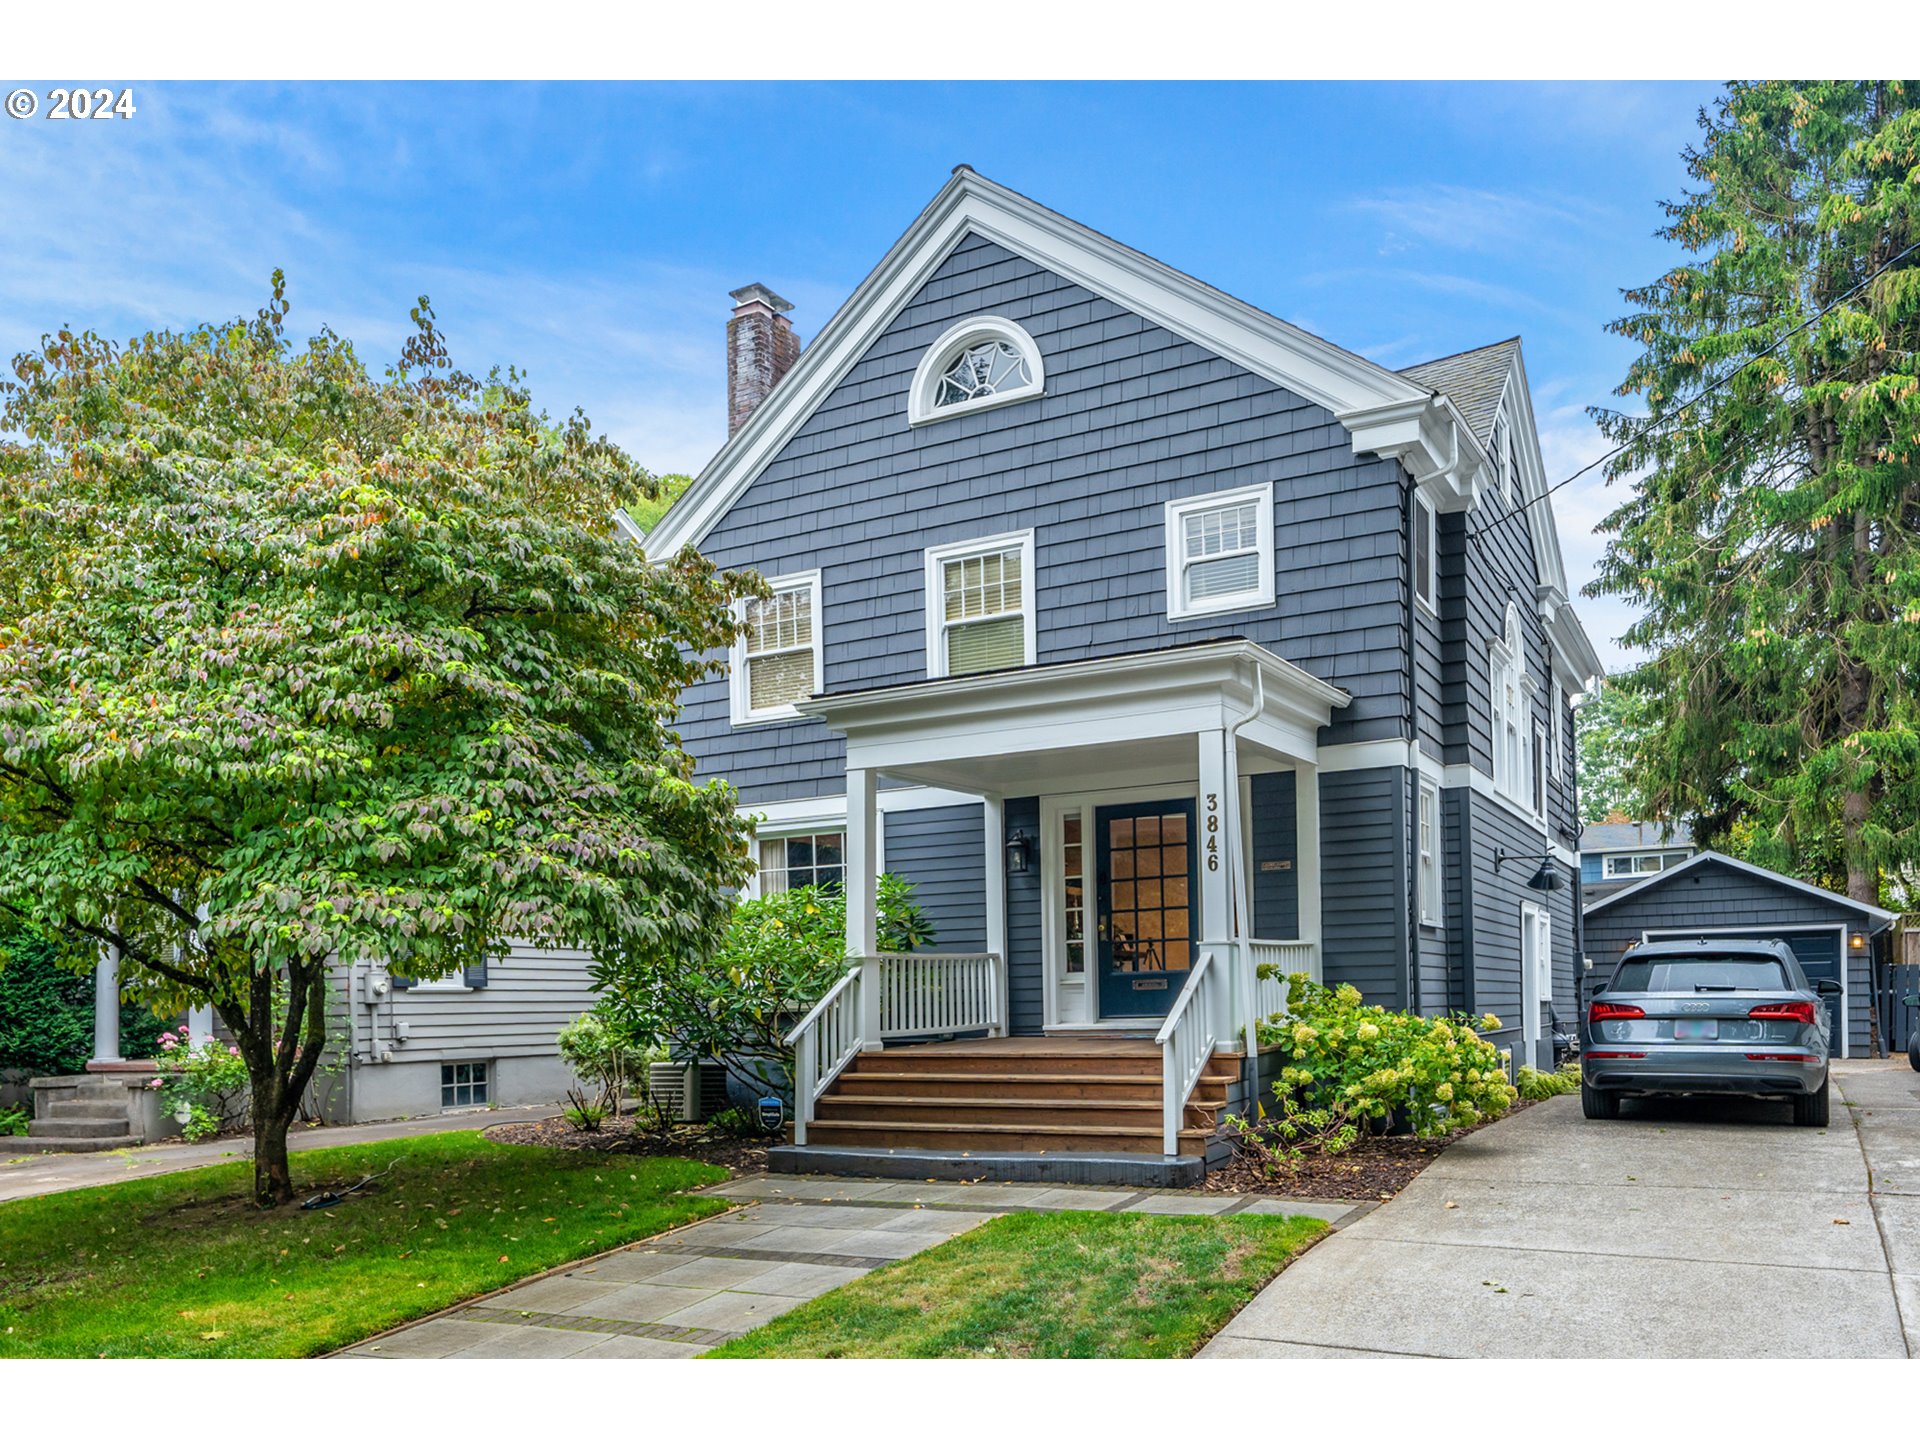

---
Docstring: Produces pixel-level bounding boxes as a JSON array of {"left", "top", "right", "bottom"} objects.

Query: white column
[
  {"left": 982, "top": 795, "right": 1007, "bottom": 1035},
  {"left": 1198, "top": 729, "right": 1237, "bottom": 1040},
  {"left": 188, "top": 1005, "right": 214, "bottom": 1049},
  {"left": 846, "top": 766, "right": 882, "bottom": 1050},
  {"left": 1296, "top": 765, "right": 1323, "bottom": 980},
  {"left": 92, "top": 943, "right": 122, "bottom": 1065}
]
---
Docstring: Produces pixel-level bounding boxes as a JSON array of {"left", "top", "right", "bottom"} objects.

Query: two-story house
[{"left": 640, "top": 169, "right": 1603, "bottom": 1184}]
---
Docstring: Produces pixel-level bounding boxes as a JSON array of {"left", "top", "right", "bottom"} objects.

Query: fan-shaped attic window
[{"left": 908, "top": 316, "right": 1045, "bottom": 425}]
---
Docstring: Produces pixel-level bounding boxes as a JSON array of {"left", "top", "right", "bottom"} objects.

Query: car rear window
[{"left": 1612, "top": 957, "right": 1790, "bottom": 992}]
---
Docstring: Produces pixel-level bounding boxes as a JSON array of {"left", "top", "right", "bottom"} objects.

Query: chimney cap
[{"left": 729, "top": 283, "right": 793, "bottom": 314}]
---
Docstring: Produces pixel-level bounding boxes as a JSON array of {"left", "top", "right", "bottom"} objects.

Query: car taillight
[
  {"left": 1589, "top": 1001, "right": 1646, "bottom": 1022},
  {"left": 1744, "top": 1053, "right": 1824, "bottom": 1063},
  {"left": 1584, "top": 1050, "right": 1648, "bottom": 1059},
  {"left": 1748, "top": 1001, "right": 1817, "bottom": 1024}
]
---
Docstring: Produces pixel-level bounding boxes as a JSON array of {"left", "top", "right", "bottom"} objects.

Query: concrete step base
[
  {"left": 769, "top": 1144, "right": 1207, "bottom": 1188},
  {"left": 0, "top": 1132, "right": 133, "bottom": 1154},
  {"left": 28, "top": 1117, "right": 131, "bottom": 1139},
  {"left": 48, "top": 1100, "right": 130, "bottom": 1120}
]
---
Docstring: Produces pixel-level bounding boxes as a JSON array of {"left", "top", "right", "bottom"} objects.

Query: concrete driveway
[{"left": 1204, "top": 1060, "right": 1917, "bottom": 1359}]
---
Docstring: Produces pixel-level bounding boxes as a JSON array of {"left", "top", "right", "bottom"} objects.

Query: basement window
[{"left": 440, "top": 1061, "right": 489, "bottom": 1109}]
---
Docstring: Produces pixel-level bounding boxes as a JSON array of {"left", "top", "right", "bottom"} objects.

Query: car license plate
[{"left": 1674, "top": 1019, "right": 1719, "bottom": 1041}]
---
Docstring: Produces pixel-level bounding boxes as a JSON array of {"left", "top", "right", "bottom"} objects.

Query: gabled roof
[
  {"left": 1581, "top": 819, "right": 1695, "bottom": 852},
  {"left": 643, "top": 167, "right": 1479, "bottom": 558},
  {"left": 1400, "top": 337, "right": 1520, "bottom": 445},
  {"left": 1583, "top": 850, "right": 1900, "bottom": 928}
]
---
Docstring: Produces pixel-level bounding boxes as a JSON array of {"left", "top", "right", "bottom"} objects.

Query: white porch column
[
  {"left": 846, "top": 766, "right": 882, "bottom": 1050},
  {"left": 92, "top": 943, "right": 122, "bottom": 1065},
  {"left": 1197, "top": 729, "right": 1237, "bottom": 1039},
  {"left": 188, "top": 1005, "right": 214, "bottom": 1049},
  {"left": 982, "top": 795, "right": 1008, "bottom": 1036}
]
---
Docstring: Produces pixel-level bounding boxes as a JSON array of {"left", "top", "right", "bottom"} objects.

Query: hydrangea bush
[
  {"left": 151, "top": 1027, "right": 251, "bottom": 1141},
  {"left": 1250, "top": 971, "right": 1518, "bottom": 1139}
]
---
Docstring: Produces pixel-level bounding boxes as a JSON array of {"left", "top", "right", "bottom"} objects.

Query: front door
[{"left": 1095, "top": 799, "right": 1198, "bottom": 1019}]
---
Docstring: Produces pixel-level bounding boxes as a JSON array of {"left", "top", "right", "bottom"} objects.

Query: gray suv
[{"left": 1582, "top": 938, "right": 1839, "bottom": 1127}]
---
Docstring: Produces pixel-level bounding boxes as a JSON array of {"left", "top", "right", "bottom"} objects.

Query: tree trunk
[{"left": 252, "top": 1075, "right": 294, "bottom": 1207}]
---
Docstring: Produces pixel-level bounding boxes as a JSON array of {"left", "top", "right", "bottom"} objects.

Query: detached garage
[{"left": 1583, "top": 851, "right": 1899, "bottom": 1058}]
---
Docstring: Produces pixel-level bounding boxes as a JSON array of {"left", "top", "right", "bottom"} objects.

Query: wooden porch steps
[{"left": 802, "top": 1039, "right": 1237, "bottom": 1160}]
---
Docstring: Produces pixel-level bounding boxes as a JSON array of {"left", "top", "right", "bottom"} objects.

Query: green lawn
[
  {"left": 707, "top": 1209, "right": 1326, "bottom": 1359},
  {"left": 0, "top": 1131, "right": 728, "bottom": 1358}
]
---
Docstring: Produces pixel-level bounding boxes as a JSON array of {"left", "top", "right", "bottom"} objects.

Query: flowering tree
[{"left": 0, "top": 279, "right": 756, "bottom": 1204}]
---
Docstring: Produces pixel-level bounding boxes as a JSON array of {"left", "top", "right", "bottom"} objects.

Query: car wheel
[
  {"left": 1581, "top": 1082, "right": 1620, "bottom": 1120},
  {"left": 1909, "top": 1033, "right": 1920, "bottom": 1074},
  {"left": 1793, "top": 1076, "right": 1831, "bottom": 1128}
]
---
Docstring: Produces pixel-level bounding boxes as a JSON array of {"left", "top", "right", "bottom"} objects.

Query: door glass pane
[{"left": 1062, "top": 814, "right": 1084, "bottom": 973}]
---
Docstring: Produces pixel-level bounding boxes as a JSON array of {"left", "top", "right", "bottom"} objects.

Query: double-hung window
[
  {"left": 1489, "top": 605, "right": 1537, "bottom": 811},
  {"left": 1413, "top": 493, "right": 1437, "bottom": 613},
  {"left": 757, "top": 830, "right": 846, "bottom": 894},
  {"left": 731, "top": 571, "right": 822, "bottom": 725},
  {"left": 924, "top": 531, "right": 1035, "bottom": 678},
  {"left": 1165, "top": 483, "right": 1276, "bottom": 620},
  {"left": 1417, "top": 782, "right": 1441, "bottom": 927}
]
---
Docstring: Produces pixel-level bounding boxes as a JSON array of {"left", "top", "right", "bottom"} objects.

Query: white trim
[
  {"left": 1164, "top": 482, "right": 1276, "bottom": 622},
  {"left": 907, "top": 315, "right": 1045, "bottom": 426},
  {"left": 1638, "top": 920, "right": 1851, "bottom": 1060},
  {"left": 728, "top": 569, "right": 823, "bottom": 726},
  {"left": 1550, "top": 677, "right": 1566, "bottom": 781},
  {"left": 1520, "top": 900, "right": 1549, "bottom": 1058},
  {"left": 922, "top": 529, "right": 1036, "bottom": 680},
  {"left": 410, "top": 973, "right": 471, "bottom": 993},
  {"left": 643, "top": 169, "right": 1437, "bottom": 560},
  {"left": 1585, "top": 849, "right": 1900, "bottom": 926},
  {"left": 741, "top": 785, "right": 986, "bottom": 832},
  {"left": 1413, "top": 491, "right": 1438, "bottom": 616}
]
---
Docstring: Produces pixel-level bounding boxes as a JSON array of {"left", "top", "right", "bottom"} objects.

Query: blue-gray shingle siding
[{"left": 882, "top": 804, "right": 987, "bottom": 952}]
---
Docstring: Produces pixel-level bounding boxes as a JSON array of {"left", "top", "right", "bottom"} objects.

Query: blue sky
[{"left": 0, "top": 80, "right": 1724, "bottom": 668}]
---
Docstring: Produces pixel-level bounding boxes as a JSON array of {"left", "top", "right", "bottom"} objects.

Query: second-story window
[
  {"left": 1414, "top": 493, "right": 1437, "bottom": 613},
  {"left": 730, "top": 571, "right": 822, "bottom": 725},
  {"left": 1490, "top": 604, "right": 1537, "bottom": 812},
  {"left": 924, "top": 531, "right": 1035, "bottom": 678},
  {"left": 1164, "top": 483, "right": 1276, "bottom": 621}
]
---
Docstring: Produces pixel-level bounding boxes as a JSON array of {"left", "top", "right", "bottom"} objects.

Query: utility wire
[{"left": 1467, "top": 237, "right": 1920, "bottom": 543}]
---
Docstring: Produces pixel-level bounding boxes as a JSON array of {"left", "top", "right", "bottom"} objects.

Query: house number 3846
[{"left": 1204, "top": 793, "right": 1220, "bottom": 871}]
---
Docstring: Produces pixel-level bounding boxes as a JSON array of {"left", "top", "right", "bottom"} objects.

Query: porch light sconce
[
  {"left": 1493, "top": 848, "right": 1561, "bottom": 893},
  {"left": 1850, "top": 932, "right": 1866, "bottom": 951},
  {"left": 1005, "top": 829, "right": 1033, "bottom": 875}
]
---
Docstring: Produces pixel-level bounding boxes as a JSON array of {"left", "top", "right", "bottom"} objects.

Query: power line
[{"left": 1468, "top": 237, "right": 1920, "bottom": 544}]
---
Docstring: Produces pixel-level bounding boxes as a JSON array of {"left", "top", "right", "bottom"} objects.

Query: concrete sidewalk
[
  {"left": 344, "top": 1174, "right": 1363, "bottom": 1359},
  {"left": 0, "top": 1103, "right": 561, "bottom": 1205},
  {"left": 1202, "top": 1061, "right": 1917, "bottom": 1359}
]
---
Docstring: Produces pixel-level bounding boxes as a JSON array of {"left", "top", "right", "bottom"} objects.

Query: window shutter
[
  {"left": 390, "top": 971, "right": 416, "bottom": 991},
  {"left": 463, "top": 957, "right": 489, "bottom": 989}
]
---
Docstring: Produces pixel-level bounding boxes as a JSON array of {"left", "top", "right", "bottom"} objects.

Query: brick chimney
[{"left": 727, "top": 283, "right": 799, "bottom": 436}]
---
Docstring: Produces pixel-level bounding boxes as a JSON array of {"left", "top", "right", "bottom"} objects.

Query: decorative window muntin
[
  {"left": 1165, "top": 483, "right": 1276, "bottom": 620},
  {"left": 907, "top": 316, "right": 1045, "bottom": 425},
  {"left": 730, "top": 571, "right": 822, "bottom": 724},
  {"left": 924, "top": 531, "right": 1035, "bottom": 677},
  {"left": 758, "top": 830, "right": 845, "bottom": 894}
]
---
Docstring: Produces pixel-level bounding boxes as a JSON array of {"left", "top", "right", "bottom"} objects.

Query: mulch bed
[
  {"left": 1203, "top": 1097, "right": 1543, "bottom": 1202},
  {"left": 485, "top": 1113, "right": 771, "bottom": 1178}
]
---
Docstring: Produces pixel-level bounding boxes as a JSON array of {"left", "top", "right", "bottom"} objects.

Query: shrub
[
  {"left": 0, "top": 1106, "right": 27, "bottom": 1137},
  {"left": 1516, "top": 1063, "right": 1582, "bottom": 1100},
  {"left": 595, "top": 872, "right": 932, "bottom": 1096},
  {"left": 0, "top": 925, "right": 169, "bottom": 1075},
  {"left": 557, "top": 1009, "right": 651, "bottom": 1132},
  {"left": 150, "top": 1028, "right": 251, "bottom": 1141},
  {"left": 1249, "top": 972, "right": 1518, "bottom": 1139}
]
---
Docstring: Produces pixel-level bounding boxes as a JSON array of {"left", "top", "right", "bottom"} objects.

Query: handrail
[
  {"left": 1155, "top": 948, "right": 1220, "bottom": 1155},
  {"left": 786, "top": 965, "right": 863, "bottom": 1145}
]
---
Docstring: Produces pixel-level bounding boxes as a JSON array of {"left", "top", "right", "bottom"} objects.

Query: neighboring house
[
  {"left": 26, "top": 941, "right": 595, "bottom": 1151},
  {"left": 640, "top": 169, "right": 1603, "bottom": 1180},
  {"left": 1580, "top": 819, "right": 1697, "bottom": 901},
  {"left": 1582, "top": 851, "right": 1899, "bottom": 1058}
]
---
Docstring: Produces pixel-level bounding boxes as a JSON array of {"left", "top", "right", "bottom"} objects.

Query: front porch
[{"left": 782, "top": 640, "right": 1347, "bottom": 1175}]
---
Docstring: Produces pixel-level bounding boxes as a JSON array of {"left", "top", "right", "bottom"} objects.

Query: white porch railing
[
  {"left": 1155, "top": 947, "right": 1223, "bottom": 1156},
  {"left": 878, "top": 951, "right": 1006, "bottom": 1040},
  {"left": 785, "top": 967, "right": 863, "bottom": 1146},
  {"left": 1247, "top": 939, "right": 1321, "bottom": 1036}
]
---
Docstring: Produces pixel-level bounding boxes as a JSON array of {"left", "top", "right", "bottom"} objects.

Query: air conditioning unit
[{"left": 647, "top": 1062, "right": 731, "bottom": 1122}]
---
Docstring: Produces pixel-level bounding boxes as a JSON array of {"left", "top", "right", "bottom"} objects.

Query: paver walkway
[
  {"left": 0, "top": 1103, "right": 563, "bottom": 1205},
  {"left": 1202, "top": 1060, "right": 1918, "bottom": 1359},
  {"left": 344, "top": 1175, "right": 1362, "bottom": 1359}
]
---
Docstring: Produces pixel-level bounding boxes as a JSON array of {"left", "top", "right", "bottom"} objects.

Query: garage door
[{"left": 1647, "top": 927, "right": 1844, "bottom": 1054}]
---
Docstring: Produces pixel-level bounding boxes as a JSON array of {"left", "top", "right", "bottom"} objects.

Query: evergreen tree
[{"left": 1590, "top": 81, "right": 1920, "bottom": 904}]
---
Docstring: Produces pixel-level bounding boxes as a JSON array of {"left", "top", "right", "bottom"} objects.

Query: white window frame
[
  {"left": 1550, "top": 678, "right": 1566, "bottom": 780},
  {"left": 1164, "top": 482, "right": 1277, "bottom": 622},
  {"left": 1489, "top": 603, "right": 1537, "bottom": 811},
  {"left": 1417, "top": 781, "right": 1441, "bottom": 928},
  {"left": 411, "top": 972, "right": 471, "bottom": 993},
  {"left": 1494, "top": 411, "right": 1516, "bottom": 507},
  {"left": 907, "top": 316, "right": 1045, "bottom": 426},
  {"left": 753, "top": 826, "right": 849, "bottom": 897},
  {"left": 1413, "top": 492, "right": 1438, "bottom": 615},
  {"left": 729, "top": 569, "right": 823, "bottom": 726},
  {"left": 439, "top": 1060, "right": 490, "bottom": 1109},
  {"left": 923, "top": 530, "right": 1036, "bottom": 679}
]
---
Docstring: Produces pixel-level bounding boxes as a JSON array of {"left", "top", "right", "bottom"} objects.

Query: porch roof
[{"left": 794, "top": 639, "right": 1348, "bottom": 792}]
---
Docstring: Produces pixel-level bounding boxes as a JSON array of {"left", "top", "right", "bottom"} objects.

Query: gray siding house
[{"left": 642, "top": 170, "right": 1603, "bottom": 1177}]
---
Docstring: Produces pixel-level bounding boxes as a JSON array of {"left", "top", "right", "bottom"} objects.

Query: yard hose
[{"left": 300, "top": 1158, "right": 401, "bottom": 1210}]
